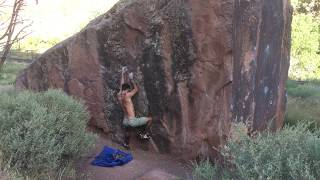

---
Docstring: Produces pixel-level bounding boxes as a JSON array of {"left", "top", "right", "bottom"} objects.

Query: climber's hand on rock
[
  {"left": 122, "top": 66, "right": 128, "bottom": 74},
  {"left": 129, "top": 72, "right": 134, "bottom": 80}
]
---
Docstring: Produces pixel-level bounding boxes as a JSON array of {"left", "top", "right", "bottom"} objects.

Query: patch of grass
[
  {"left": 286, "top": 80, "right": 320, "bottom": 98},
  {"left": 285, "top": 96, "right": 320, "bottom": 129},
  {"left": 0, "top": 85, "right": 13, "bottom": 93},
  {"left": 286, "top": 79, "right": 299, "bottom": 89},
  {"left": 193, "top": 159, "right": 218, "bottom": 180},
  {"left": 285, "top": 79, "right": 320, "bottom": 128},
  {"left": 0, "top": 62, "right": 25, "bottom": 85}
]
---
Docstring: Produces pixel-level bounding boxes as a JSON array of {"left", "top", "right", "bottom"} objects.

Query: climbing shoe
[
  {"left": 138, "top": 132, "right": 151, "bottom": 140},
  {"left": 122, "top": 143, "right": 130, "bottom": 150}
]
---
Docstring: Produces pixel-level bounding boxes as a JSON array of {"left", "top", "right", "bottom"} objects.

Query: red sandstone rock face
[
  {"left": 233, "top": 0, "right": 292, "bottom": 132},
  {"left": 16, "top": 0, "right": 292, "bottom": 159}
]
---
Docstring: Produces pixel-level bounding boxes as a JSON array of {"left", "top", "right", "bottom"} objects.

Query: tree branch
[{"left": 0, "top": 0, "right": 37, "bottom": 71}]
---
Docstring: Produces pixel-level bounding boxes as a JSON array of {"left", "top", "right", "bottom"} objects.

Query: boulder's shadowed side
[
  {"left": 233, "top": 0, "right": 292, "bottom": 132},
  {"left": 16, "top": 0, "right": 292, "bottom": 159}
]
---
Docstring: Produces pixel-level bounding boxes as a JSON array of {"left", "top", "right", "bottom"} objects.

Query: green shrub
[
  {"left": 0, "top": 90, "right": 96, "bottom": 179},
  {"left": 0, "top": 62, "right": 25, "bottom": 85},
  {"left": 193, "top": 159, "right": 218, "bottom": 180},
  {"left": 225, "top": 124, "right": 320, "bottom": 179},
  {"left": 193, "top": 124, "right": 320, "bottom": 180}
]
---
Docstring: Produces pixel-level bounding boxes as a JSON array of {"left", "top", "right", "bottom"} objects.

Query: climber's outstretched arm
[
  {"left": 119, "top": 67, "right": 127, "bottom": 92},
  {"left": 128, "top": 77, "right": 138, "bottom": 97}
]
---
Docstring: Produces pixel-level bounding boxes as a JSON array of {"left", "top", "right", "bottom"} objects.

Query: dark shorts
[{"left": 123, "top": 117, "right": 149, "bottom": 127}]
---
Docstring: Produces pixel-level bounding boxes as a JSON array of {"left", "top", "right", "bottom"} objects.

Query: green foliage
[
  {"left": 0, "top": 90, "right": 96, "bottom": 179},
  {"left": 223, "top": 124, "right": 320, "bottom": 180},
  {"left": 291, "top": 14, "right": 319, "bottom": 57},
  {"left": 0, "top": 62, "right": 25, "bottom": 85},
  {"left": 289, "top": 0, "right": 320, "bottom": 80},
  {"left": 289, "top": 13, "right": 320, "bottom": 80},
  {"left": 193, "top": 124, "right": 320, "bottom": 180},
  {"left": 193, "top": 159, "right": 218, "bottom": 180},
  {"left": 293, "top": 0, "right": 320, "bottom": 16}
]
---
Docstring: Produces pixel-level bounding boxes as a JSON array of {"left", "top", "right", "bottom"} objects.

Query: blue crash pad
[{"left": 91, "top": 146, "right": 133, "bottom": 167}]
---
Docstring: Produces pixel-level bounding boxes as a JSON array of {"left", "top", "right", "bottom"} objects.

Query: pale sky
[{"left": 23, "top": 0, "right": 119, "bottom": 39}]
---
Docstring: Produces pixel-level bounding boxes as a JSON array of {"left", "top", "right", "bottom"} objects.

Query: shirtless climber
[{"left": 118, "top": 67, "right": 152, "bottom": 148}]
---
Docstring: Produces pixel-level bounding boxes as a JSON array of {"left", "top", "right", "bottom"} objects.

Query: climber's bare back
[{"left": 118, "top": 92, "right": 135, "bottom": 118}]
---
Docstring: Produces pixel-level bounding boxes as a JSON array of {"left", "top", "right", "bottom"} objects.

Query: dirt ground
[
  {"left": 0, "top": 133, "right": 193, "bottom": 180},
  {"left": 0, "top": 172, "right": 7, "bottom": 180},
  {"left": 78, "top": 134, "right": 193, "bottom": 180}
]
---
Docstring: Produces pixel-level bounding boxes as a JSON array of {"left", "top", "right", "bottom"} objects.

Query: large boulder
[{"left": 16, "top": 0, "right": 292, "bottom": 159}]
